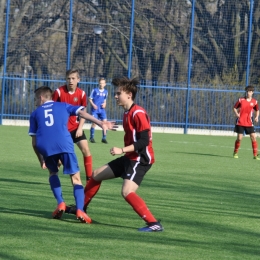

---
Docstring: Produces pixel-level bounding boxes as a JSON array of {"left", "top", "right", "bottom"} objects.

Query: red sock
[
  {"left": 252, "top": 141, "right": 258, "bottom": 156},
  {"left": 125, "top": 192, "right": 157, "bottom": 223},
  {"left": 234, "top": 140, "right": 240, "bottom": 153},
  {"left": 84, "top": 178, "right": 101, "bottom": 207},
  {"left": 84, "top": 156, "right": 92, "bottom": 180}
]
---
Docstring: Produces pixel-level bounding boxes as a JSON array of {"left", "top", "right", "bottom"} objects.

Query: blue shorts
[
  {"left": 91, "top": 110, "right": 107, "bottom": 121},
  {"left": 45, "top": 153, "right": 80, "bottom": 174}
]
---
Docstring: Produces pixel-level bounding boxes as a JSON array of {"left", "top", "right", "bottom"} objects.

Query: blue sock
[
  {"left": 73, "top": 184, "right": 84, "bottom": 211},
  {"left": 102, "top": 132, "right": 106, "bottom": 139},
  {"left": 90, "top": 127, "right": 95, "bottom": 138},
  {"left": 49, "top": 175, "right": 63, "bottom": 204}
]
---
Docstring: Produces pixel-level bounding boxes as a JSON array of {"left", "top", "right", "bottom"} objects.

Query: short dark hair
[
  {"left": 245, "top": 85, "right": 254, "bottom": 92},
  {"left": 66, "top": 69, "right": 80, "bottom": 78},
  {"left": 34, "top": 86, "right": 52, "bottom": 99},
  {"left": 112, "top": 76, "right": 139, "bottom": 100},
  {"left": 99, "top": 77, "right": 106, "bottom": 82}
]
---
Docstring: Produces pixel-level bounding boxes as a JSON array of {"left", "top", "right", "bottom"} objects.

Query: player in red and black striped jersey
[
  {"left": 52, "top": 69, "right": 93, "bottom": 181},
  {"left": 81, "top": 76, "right": 163, "bottom": 232},
  {"left": 233, "top": 85, "right": 260, "bottom": 159}
]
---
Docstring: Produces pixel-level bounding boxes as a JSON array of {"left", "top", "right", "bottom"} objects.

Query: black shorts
[
  {"left": 108, "top": 156, "right": 152, "bottom": 186},
  {"left": 70, "top": 129, "right": 87, "bottom": 143},
  {"left": 234, "top": 125, "right": 255, "bottom": 135}
]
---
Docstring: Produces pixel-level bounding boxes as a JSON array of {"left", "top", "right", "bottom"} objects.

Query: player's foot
[
  {"left": 253, "top": 155, "right": 260, "bottom": 160},
  {"left": 90, "top": 138, "right": 96, "bottom": 143},
  {"left": 138, "top": 221, "right": 164, "bottom": 232},
  {"left": 233, "top": 153, "right": 238, "bottom": 159},
  {"left": 65, "top": 204, "right": 77, "bottom": 215},
  {"left": 101, "top": 138, "right": 108, "bottom": 144},
  {"left": 52, "top": 202, "right": 66, "bottom": 219},
  {"left": 76, "top": 209, "right": 92, "bottom": 223}
]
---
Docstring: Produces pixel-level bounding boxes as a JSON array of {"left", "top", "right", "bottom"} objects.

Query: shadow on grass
[{"left": 175, "top": 151, "right": 228, "bottom": 158}]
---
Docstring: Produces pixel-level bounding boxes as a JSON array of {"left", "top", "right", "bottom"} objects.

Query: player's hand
[
  {"left": 101, "top": 121, "right": 118, "bottom": 135},
  {"left": 41, "top": 161, "right": 47, "bottom": 169},
  {"left": 255, "top": 117, "right": 259, "bottom": 123},
  {"left": 75, "top": 128, "right": 83, "bottom": 138},
  {"left": 110, "top": 147, "right": 122, "bottom": 156},
  {"left": 93, "top": 104, "right": 98, "bottom": 110}
]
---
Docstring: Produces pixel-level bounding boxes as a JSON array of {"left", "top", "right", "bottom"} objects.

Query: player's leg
[
  {"left": 76, "top": 136, "right": 92, "bottom": 181},
  {"left": 233, "top": 126, "right": 243, "bottom": 158},
  {"left": 249, "top": 130, "right": 260, "bottom": 159},
  {"left": 45, "top": 155, "right": 66, "bottom": 219},
  {"left": 83, "top": 164, "right": 115, "bottom": 209},
  {"left": 121, "top": 161, "right": 163, "bottom": 232},
  {"left": 100, "top": 111, "right": 108, "bottom": 143},
  {"left": 90, "top": 112, "right": 98, "bottom": 143},
  {"left": 62, "top": 153, "right": 92, "bottom": 223},
  {"left": 90, "top": 122, "right": 96, "bottom": 143}
]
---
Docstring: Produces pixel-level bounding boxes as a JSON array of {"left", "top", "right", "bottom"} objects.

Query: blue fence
[{"left": 1, "top": 0, "right": 259, "bottom": 132}]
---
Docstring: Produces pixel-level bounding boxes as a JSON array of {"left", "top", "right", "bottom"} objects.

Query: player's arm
[
  {"left": 110, "top": 130, "right": 149, "bottom": 156},
  {"left": 75, "top": 107, "right": 87, "bottom": 137},
  {"left": 89, "top": 97, "right": 97, "bottom": 110},
  {"left": 77, "top": 109, "right": 117, "bottom": 133},
  {"left": 52, "top": 89, "right": 60, "bottom": 102},
  {"left": 233, "top": 101, "right": 240, "bottom": 118},
  {"left": 102, "top": 99, "right": 107, "bottom": 109},
  {"left": 31, "top": 136, "right": 47, "bottom": 169},
  {"left": 254, "top": 103, "right": 259, "bottom": 122}
]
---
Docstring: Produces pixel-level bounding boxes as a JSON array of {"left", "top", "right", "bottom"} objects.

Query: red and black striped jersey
[{"left": 123, "top": 104, "right": 155, "bottom": 165}]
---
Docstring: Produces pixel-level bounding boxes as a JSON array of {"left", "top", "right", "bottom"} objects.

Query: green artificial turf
[{"left": 0, "top": 125, "right": 260, "bottom": 259}]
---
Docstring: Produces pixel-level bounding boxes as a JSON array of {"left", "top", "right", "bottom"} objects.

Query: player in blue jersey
[
  {"left": 29, "top": 86, "right": 116, "bottom": 223},
  {"left": 89, "top": 78, "right": 109, "bottom": 144}
]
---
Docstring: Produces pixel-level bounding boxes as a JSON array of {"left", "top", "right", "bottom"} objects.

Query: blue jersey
[
  {"left": 29, "top": 101, "right": 84, "bottom": 158},
  {"left": 89, "top": 88, "right": 108, "bottom": 113}
]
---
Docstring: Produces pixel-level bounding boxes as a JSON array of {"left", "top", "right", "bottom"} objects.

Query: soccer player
[
  {"left": 89, "top": 77, "right": 109, "bottom": 144},
  {"left": 52, "top": 69, "right": 92, "bottom": 182},
  {"left": 66, "top": 77, "right": 163, "bottom": 232},
  {"left": 29, "top": 86, "right": 116, "bottom": 223},
  {"left": 233, "top": 85, "right": 260, "bottom": 159}
]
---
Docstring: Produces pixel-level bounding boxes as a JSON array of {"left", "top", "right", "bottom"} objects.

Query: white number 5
[{"left": 44, "top": 109, "right": 54, "bottom": 126}]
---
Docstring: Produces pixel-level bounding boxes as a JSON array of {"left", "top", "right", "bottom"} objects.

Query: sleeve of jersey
[
  {"left": 82, "top": 91, "right": 87, "bottom": 106},
  {"left": 133, "top": 111, "right": 150, "bottom": 151},
  {"left": 66, "top": 103, "right": 85, "bottom": 115},
  {"left": 234, "top": 100, "right": 240, "bottom": 109},
  {"left": 254, "top": 102, "right": 259, "bottom": 111},
  {"left": 52, "top": 89, "right": 60, "bottom": 101},
  {"left": 28, "top": 113, "right": 37, "bottom": 136}
]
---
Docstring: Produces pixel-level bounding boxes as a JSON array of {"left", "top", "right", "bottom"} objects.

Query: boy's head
[
  {"left": 245, "top": 85, "right": 254, "bottom": 92},
  {"left": 99, "top": 77, "right": 106, "bottom": 89},
  {"left": 34, "top": 86, "right": 52, "bottom": 106},
  {"left": 66, "top": 69, "right": 80, "bottom": 89},
  {"left": 112, "top": 77, "right": 139, "bottom": 101}
]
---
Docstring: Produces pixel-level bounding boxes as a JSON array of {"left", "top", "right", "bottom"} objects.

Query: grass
[{"left": 0, "top": 125, "right": 260, "bottom": 259}]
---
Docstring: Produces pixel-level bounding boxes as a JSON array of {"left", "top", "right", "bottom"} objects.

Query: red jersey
[
  {"left": 52, "top": 85, "right": 87, "bottom": 132},
  {"left": 234, "top": 97, "right": 259, "bottom": 127},
  {"left": 123, "top": 104, "right": 155, "bottom": 165}
]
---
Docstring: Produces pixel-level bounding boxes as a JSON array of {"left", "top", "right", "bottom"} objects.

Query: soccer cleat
[
  {"left": 52, "top": 202, "right": 66, "bottom": 219},
  {"left": 65, "top": 204, "right": 77, "bottom": 215},
  {"left": 89, "top": 138, "right": 96, "bottom": 143},
  {"left": 101, "top": 138, "right": 108, "bottom": 144},
  {"left": 253, "top": 156, "right": 260, "bottom": 160},
  {"left": 233, "top": 153, "right": 238, "bottom": 159},
  {"left": 138, "top": 221, "right": 164, "bottom": 232},
  {"left": 76, "top": 209, "right": 92, "bottom": 223}
]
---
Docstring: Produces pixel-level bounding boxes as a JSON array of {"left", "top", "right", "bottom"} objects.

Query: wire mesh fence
[{"left": 1, "top": 0, "right": 259, "bottom": 133}]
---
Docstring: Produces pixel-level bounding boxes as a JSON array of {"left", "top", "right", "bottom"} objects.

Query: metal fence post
[
  {"left": 127, "top": 0, "right": 135, "bottom": 79},
  {"left": 66, "top": 0, "right": 74, "bottom": 70},
  {"left": 246, "top": 0, "right": 254, "bottom": 86},
  {"left": 184, "top": 0, "right": 196, "bottom": 134},
  {"left": 0, "top": 0, "right": 11, "bottom": 125}
]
